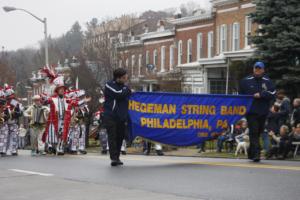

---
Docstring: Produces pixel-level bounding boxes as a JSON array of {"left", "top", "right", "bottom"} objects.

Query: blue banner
[{"left": 128, "top": 92, "right": 253, "bottom": 146}]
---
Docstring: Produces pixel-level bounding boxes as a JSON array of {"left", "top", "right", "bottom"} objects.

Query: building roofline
[
  {"left": 168, "top": 12, "right": 213, "bottom": 26},
  {"left": 210, "top": 0, "right": 240, "bottom": 7},
  {"left": 140, "top": 29, "right": 175, "bottom": 41},
  {"left": 116, "top": 40, "right": 143, "bottom": 48}
]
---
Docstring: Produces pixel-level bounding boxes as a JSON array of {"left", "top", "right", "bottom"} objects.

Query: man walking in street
[
  {"left": 104, "top": 68, "right": 131, "bottom": 166},
  {"left": 239, "top": 61, "right": 276, "bottom": 162}
]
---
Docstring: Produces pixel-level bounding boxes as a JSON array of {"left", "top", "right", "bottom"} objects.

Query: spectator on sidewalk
[
  {"left": 290, "top": 123, "right": 300, "bottom": 142},
  {"left": 235, "top": 121, "right": 249, "bottom": 142},
  {"left": 263, "top": 103, "right": 281, "bottom": 153},
  {"left": 275, "top": 89, "right": 291, "bottom": 127},
  {"left": 216, "top": 126, "right": 231, "bottom": 153},
  {"left": 267, "top": 125, "right": 291, "bottom": 160},
  {"left": 290, "top": 98, "right": 300, "bottom": 128}
]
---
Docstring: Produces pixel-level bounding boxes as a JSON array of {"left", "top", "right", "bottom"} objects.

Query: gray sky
[{"left": 0, "top": 0, "right": 211, "bottom": 51}]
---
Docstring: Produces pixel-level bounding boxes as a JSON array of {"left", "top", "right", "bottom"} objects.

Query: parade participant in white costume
[
  {"left": 4, "top": 84, "right": 23, "bottom": 156},
  {"left": 94, "top": 97, "right": 108, "bottom": 155},
  {"left": 0, "top": 87, "right": 9, "bottom": 157},
  {"left": 24, "top": 95, "right": 49, "bottom": 156},
  {"left": 68, "top": 90, "right": 89, "bottom": 155}
]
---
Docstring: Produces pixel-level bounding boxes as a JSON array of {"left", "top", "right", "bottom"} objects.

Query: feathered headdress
[
  {"left": 3, "top": 84, "right": 15, "bottom": 99},
  {"left": 40, "top": 67, "right": 58, "bottom": 83}
]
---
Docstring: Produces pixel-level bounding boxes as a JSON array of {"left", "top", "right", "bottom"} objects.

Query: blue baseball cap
[{"left": 254, "top": 61, "right": 265, "bottom": 69}]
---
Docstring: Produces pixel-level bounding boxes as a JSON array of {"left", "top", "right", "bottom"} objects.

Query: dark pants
[
  {"left": 246, "top": 114, "right": 267, "bottom": 160},
  {"left": 217, "top": 135, "right": 228, "bottom": 152},
  {"left": 278, "top": 141, "right": 292, "bottom": 158},
  {"left": 104, "top": 118, "right": 126, "bottom": 161}
]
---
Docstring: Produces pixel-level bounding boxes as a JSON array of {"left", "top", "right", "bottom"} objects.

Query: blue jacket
[
  {"left": 239, "top": 75, "right": 276, "bottom": 116},
  {"left": 103, "top": 80, "right": 131, "bottom": 122}
]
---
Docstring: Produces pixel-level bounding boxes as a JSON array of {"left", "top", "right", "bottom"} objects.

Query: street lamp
[{"left": 3, "top": 6, "right": 49, "bottom": 69}]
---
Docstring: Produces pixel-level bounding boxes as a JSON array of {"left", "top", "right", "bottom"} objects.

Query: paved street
[{"left": 0, "top": 151, "right": 300, "bottom": 200}]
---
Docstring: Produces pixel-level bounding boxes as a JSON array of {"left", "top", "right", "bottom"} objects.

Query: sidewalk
[{"left": 87, "top": 146, "right": 300, "bottom": 161}]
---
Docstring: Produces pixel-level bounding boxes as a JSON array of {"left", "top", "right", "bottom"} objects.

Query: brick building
[
  {"left": 176, "top": 0, "right": 256, "bottom": 94},
  {"left": 93, "top": 0, "right": 257, "bottom": 94}
]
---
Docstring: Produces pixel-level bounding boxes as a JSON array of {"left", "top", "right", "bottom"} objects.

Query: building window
[
  {"left": 207, "top": 68, "right": 226, "bottom": 94},
  {"left": 232, "top": 22, "right": 240, "bottom": 51},
  {"left": 178, "top": 40, "right": 183, "bottom": 65},
  {"left": 160, "top": 46, "right": 166, "bottom": 72},
  {"left": 131, "top": 55, "right": 135, "bottom": 77},
  {"left": 153, "top": 49, "right": 158, "bottom": 68},
  {"left": 125, "top": 58, "right": 129, "bottom": 68},
  {"left": 220, "top": 24, "right": 227, "bottom": 53},
  {"left": 245, "top": 16, "right": 252, "bottom": 48},
  {"left": 209, "top": 80, "right": 226, "bottom": 94},
  {"left": 197, "top": 33, "right": 203, "bottom": 59},
  {"left": 187, "top": 39, "right": 192, "bottom": 63},
  {"left": 146, "top": 50, "right": 150, "bottom": 65},
  {"left": 118, "top": 33, "right": 123, "bottom": 43},
  {"left": 208, "top": 31, "right": 214, "bottom": 58},
  {"left": 170, "top": 45, "right": 174, "bottom": 71},
  {"left": 138, "top": 54, "right": 142, "bottom": 76}
]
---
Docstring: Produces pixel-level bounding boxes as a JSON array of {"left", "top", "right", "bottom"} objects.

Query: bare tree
[{"left": 83, "top": 15, "right": 141, "bottom": 86}]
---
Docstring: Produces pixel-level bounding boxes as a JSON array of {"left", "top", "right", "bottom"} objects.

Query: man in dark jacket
[
  {"left": 104, "top": 68, "right": 131, "bottom": 166},
  {"left": 275, "top": 89, "right": 291, "bottom": 127},
  {"left": 239, "top": 61, "right": 276, "bottom": 162},
  {"left": 291, "top": 98, "right": 300, "bottom": 128}
]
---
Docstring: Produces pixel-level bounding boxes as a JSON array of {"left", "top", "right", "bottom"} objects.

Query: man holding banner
[
  {"left": 239, "top": 61, "right": 276, "bottom": 162},
  {"left": 104, "top": 68, "right": 131, "bottom": 167}
]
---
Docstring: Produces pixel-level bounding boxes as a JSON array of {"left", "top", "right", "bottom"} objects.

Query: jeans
[
  {"left": 262, "top": 131, "right": 270, "bottom": 152},
  {"left": 217, "top": 135, "right": 228, "bottom": 152}
]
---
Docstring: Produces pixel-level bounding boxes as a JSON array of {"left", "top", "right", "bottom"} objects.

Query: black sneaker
[
  {"left": 57, "top": 152, "right": 65, "bottom": 156},
  {"left": 0, "top": 153, "right": 6, "bottom": 157},
  {"left": 12, "top": 152, "right": 18, "bottom": 156},
  {"left": 121, "top": 151, "right": 126, "bottom": 155},
  {"left": 252, "top": 158, "right": 261, "bottom": 163},
  {"left": 48, "top": 147, "right": 56, "bottom": 155},
  {"left": 79, "top": 150, "right": 87, "bottom": 155},
  {"left": 101, "top": 150, "right": 107, "bottom": 155},
  {"left": 111, "top": 160, "right": 119, "bottom": 167},
  {"left": 117, "top": 159, "right": 124, "bottom": 165},
  {"left": 69, "top": 151, "right": 77, "bottom": 155},
  {"left": 156, "top": 150, "right": 164, "bottom": 156}
]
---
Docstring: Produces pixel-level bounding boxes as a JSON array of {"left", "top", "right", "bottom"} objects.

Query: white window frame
[
  {"left": 125, "top": 58, "right": 129, "bottom": 68},
  {"left": 131, "top": 55, "right": 135, "bottom": 77},
  {"left": 160, "top": 46, "right": 166, "bottom": 72},
  {"left": 138, "top": 54, "right": 142, "bottom": 76},
  {"left": 118, "top": 33, "right": 123, "bottom": 43},
  {"left": 220, "top": 24, "right": 227, "bottom": 53},
  {"left": 178, "top": 40, "right": 183, "bottom": 65},
  {"left": 197, "top": 33, "right": 203, "bottom": 59},
  {"left": 146, "top": 50, "right": 150, "bottom": 65},
  {"left": 208, "top": 31, "right": 214, "bottom": 58},
  {"left": 187, "top": 39, "right": 192, "bottom": 63},
  {"left": 245, "top": 16, "right": 252, "bottom": 48},
  {"left": 153, "top": 49, "right": 158, "bottom": 67},
  {"left": 169, "top": 45, "right": 174, "bottom": 71},
  {"left": 232, "top": 22, "right": 240, "bottom": 51}
]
